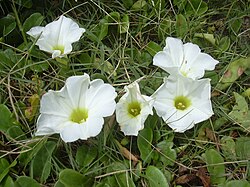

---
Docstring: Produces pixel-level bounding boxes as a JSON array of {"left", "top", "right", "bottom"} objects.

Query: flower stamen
[
  {"left": 128, "top": 102, "right": 141, "bottom": 117},
  {"left": 52, "top": 45, "right": 65, "bottom": 54},
  {"left": 174, "top": 96, "right": 191, "bottom": 111},
  {"left": 70, "top": 108, "right": 88, "bottom": 124}
]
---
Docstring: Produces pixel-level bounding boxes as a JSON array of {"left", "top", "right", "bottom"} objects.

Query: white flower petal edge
[
  {"left": 116, "top": 82, "right": 154, "bottom": 136},
  {"left": 153, "top": 37, "right": 219, "bottom": 79},
  {"left": 27, "top": 15, "right": 85, "bottom": 58},
  {"left": 35, "top": 73, "right": 117, "bottom": 142},
  {"left": 152, "top": 75, "right": 214, "bottom": 132}
]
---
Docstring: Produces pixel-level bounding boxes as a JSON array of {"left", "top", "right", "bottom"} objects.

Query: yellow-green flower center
[
  {"left": 180, "top": 70, "right": 187, "bottom": 77},
  {"left": 52, "top": 45, "right": 65, "bottom": 54},
  {"left": 174, "top": 96, "right": 191, "bottom": 111},
  {"left": 70, "top": 108, "right": 88, "bottom": 124},
  {"left": 128, "top": 102, "right": 141, "bottom": 117}
]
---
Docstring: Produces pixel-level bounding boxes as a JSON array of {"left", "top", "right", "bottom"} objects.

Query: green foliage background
[{"left": 0, "top": 0, "right": 249, "bottom": 186}]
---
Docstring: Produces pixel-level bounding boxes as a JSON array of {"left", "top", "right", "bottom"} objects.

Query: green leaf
[
  {"left": 6, "top": 125, "right": 26, "bottom": 141},
  {"left": 108, "top": 162, "right": 136, "bottom": 187},
  {"left": 157, "top": 141, "right": 177, "bottom": 166},
  {"left": 0, "top": 15, "right": 16, "bottom": 37},
  {"left": 14, "top": 0, "right": 32, "bottom": 8},
  {"left": 185, "top": 0, "right": 208, "bottom": 16},
  {"left": 15, "top": 176, "right": 40, "bottom": 187},
  {"left": 173, "top": 0, "right": 187, "bottom": 11},
  {"left": 121, "top": 0, "right": 133, "bottom": 9},
  {"left": 76, "top": 144, "right": 97, "bottom": 168},
  {"left": 229, "top": 18, "right": 243, "bottom": 35},
  {"left": 0, "top": 158, "right": 10, "bottom": 183},
  {"left": 106, "top": 12, "right": 120, "bottom": 23},
  {"left": 93, "top": 58, "right": 116, "bottom": 76},
  {"left": 131, "top": 0, "right": 147, "bottom": 11},
  {"left": 137, "top": 128, "right": 153, "bottom": 164},
  {"left": 228, "top": 92, "right": 250, "bottom": 131},
  {"left": 216, "top": 57, "right": 250, "bottom": 91},
  {"left": 1, "top": 175, "right": 14, "bottom": 187},
  {"left": 145, "top": 166, "right": 169, "bottom": 187},
  {"left": 202, "top": 149, "right": 226, "bottom": 185},
  {"left": 31, "top": 141, "right": 56, "bottom": 183},
  {"left": 3, "top": 22, "right": 16, "bottom": 37},
  {"left": 54, "top": 181, "right": 66, "bottom": 187},
  {"left": 194, "top": 33, "right": 216, "bottom": 45},
  {"left": 120, "top": 14, "right": 129, "bottom": 34},
  {"left": 18, "top": 138, "right": 47, "bottom": 168},
  {"left": 78, "top": 53, "right": 92, "bottom": 64},
  {"left": 235, "top": 137, "right": 250, "bottom": 160},
  {"left": 0, "top": 104, "right": 14, "bottom": 132},
  {"left": 217, "top": 36, "right": 230, "bottom": 52},
  {"left": 59, "top": 169, "right": 93, "bottom": 187},
  {"left": 24, "top": 94, "right": 40, "bottom": 121},
  {"left": 23, "top": 13, "right": 44, "bottom": 33},
  {"left": 0, "top": 159, "right": 16, "bottom": 183},
  {"left": 158, "top": 17, "right": 172, "bottom": 40},
  {"left": 98, "top": 19, "right": 109, "bottom": 41},
  {"left": 175, "top": 14, "right": 188, "bottom": 38},
  {"left": 225, "top": 180, "right": 250, "bottom": 187},
  {"left": 145, "top": 41, "right": 162, "bottom": 56},
  {"left": 0, "top": 51, "right": 13, "bottom": 70},
  {"left": 220, "top": 136, "right": 236, "bottom": 161}
]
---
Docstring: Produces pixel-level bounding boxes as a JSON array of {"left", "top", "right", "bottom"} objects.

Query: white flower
[
  {"left": 153, "top": 75, "right": 213, "bottom": 132},
  {"left": 35, "top": 74, "right": 117, "bottom": 142},
  {"left": 27, "top": 15, "right": 85, "bottom": 58},
  {"left": 116, "top": 82, "right": 153, "bottom": 136},
  {"left": 153, "top": 37, "right": 219, "bottom": 80}
]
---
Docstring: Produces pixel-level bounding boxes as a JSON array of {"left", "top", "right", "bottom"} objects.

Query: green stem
[{"left": 12, "top": 3, "right": 28, "bottom": 45}]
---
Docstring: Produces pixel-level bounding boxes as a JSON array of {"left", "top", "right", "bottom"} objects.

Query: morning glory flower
[
  {"left": 153, "top": 75, "right": 213, "bottom": 132},
  {"left": 153, "top": 37, "right": 219, "bottom": 80},
  {"left": 27, "top": 15, "right": 85, "bottom": 58},
  {"left": 35, "top": 74, "right": 117, "bottom": 142},
  {"left": 116, "top": 82, "right": 153, "bottom": 136}
]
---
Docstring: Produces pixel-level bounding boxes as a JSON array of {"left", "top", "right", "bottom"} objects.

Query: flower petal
[
  {"left": 183, "top": 43, "right": 201, "bottom": 66},
  {"left": 86, "top": 79, "right": 117, "bottom": 117},
  {"left": 60, "top": 117, "right": 104, "bottom": 142},
  {"left": 194, "top": 53, "right": 219, "bottom": 70},
  {"left": 27, "top": 26, "right": 44, "bottom": 38},
  {"left": 164, "top": 37, "right": 184, "bottom": 66},
  {"left": 60, "top": 123, "right": 85, "bottom": 142},
  {"left": 165, "top": 110, "right": 195, "bottom": 132},
  {"left": 120, "top": 117, "right": 142, "bottom": 136},
  {"left": 35, "top": 114, "right": 68, "bottom": 135},
  {"left": 65, "top": 74, "right": 90, "bottom": 108},
  {"left": 153, "top": 51, "right": 176, "bottom": 72},
  {"left": 40, "top": 87, "right": 72, "bottom": 117},
  {"left": 84, "top": 117, "right": 104, "bottom": 138}
]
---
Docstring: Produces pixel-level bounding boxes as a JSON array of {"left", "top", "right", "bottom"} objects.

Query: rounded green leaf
[
  {"left": 202, "top": 149, "right": 226, "bottom": 185},
  {"left": 0, "top": 15, "right": 16, "bottom": 37},
  {"left": 131, "top": 0, "right": 147, "bottom": 11},
  {"left": 138, "top": 128, "right": 153, "bottom": 164},
  {"left": 59, "top": 169, "right": 93, "bottom": 187},
  {"left": 76, "top": 144, "right": 97, "bottom": 168},
  {"left": 157, "top": 141, "right": 177, "bottom": 166},
  {"left": 31, "top": 141, "right": 56, "bottom": 183},
  {"left": 225, "top": 180, "right": 250, "bottom": 187},
  {"left": 15, "top": 176, "right": 40, "bottom": 187},
  {"left": 146, "top": 41, "right": 162, "bottom": 56},
  {"left": 0, "top": 104, "right": 14, "bottom": 132},
  {"left": 23, "top": 13, "right": 44, "bottom": 33},
  {"left": 176, "top": 14, "right": 188, "bottom": 38},
  {"left": 145, "top": 166, "right": 169, "bottom": 187}
]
